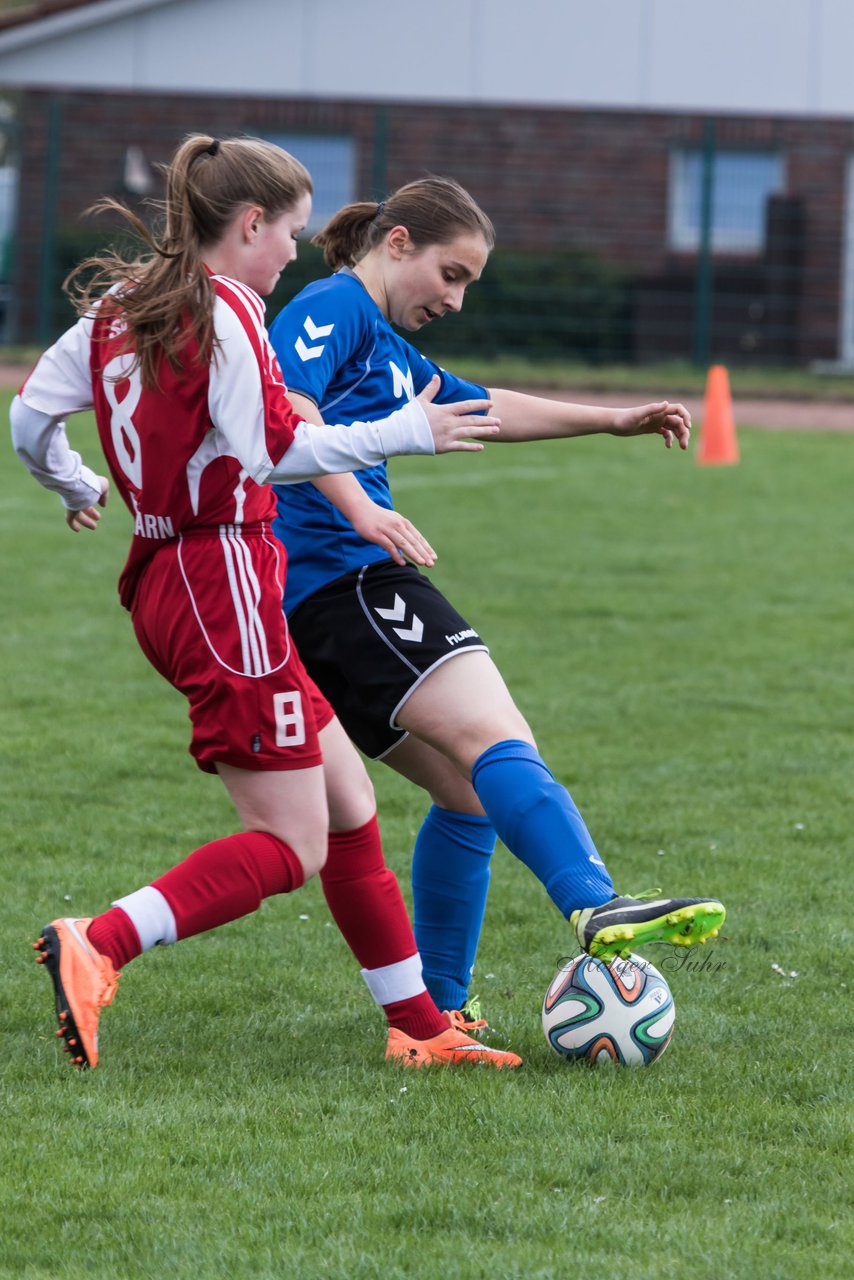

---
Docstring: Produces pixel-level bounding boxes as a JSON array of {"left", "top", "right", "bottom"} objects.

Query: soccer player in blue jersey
[{"left": 267, "top": 177, "right": 726, "bottom": 1028}]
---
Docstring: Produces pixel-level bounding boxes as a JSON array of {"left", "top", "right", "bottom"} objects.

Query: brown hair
[
  {"left": 314, "top": 176, "right": 495, "bottom": 270},
  {"left": 66, "top": 134, "right": 312, "bottom": 388}
]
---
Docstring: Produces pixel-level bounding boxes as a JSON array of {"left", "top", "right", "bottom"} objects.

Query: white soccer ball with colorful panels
[{"left": 542, "top": 952, "right": 674, "bottom": 1066}]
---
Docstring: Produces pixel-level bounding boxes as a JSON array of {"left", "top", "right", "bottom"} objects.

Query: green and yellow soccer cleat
[{"left": 570, "top": 890, "right": 726, "bottom": 963}]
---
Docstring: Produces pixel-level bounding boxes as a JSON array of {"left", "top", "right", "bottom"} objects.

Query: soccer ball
[{"left": 542, "top": 953, "right": 675, "bottom": 1066}]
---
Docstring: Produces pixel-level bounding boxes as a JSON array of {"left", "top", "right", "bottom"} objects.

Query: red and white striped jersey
[{"left": 21, "top": 275, "right": 300, "bottom": 606}]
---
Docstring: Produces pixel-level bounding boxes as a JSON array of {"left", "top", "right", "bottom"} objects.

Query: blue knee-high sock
[
  {"left": 411, "top": 805, "right": 496, "bottom": 1012},
  {"left": 471, "top": 739, "right": 614, "bottom": 917}
]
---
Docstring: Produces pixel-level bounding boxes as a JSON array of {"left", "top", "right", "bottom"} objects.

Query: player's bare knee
[
  {"left": 294, "top": 834, "right": 328, "bottom": 881},
  {"left": 326, "top": 766, "right": 376, "bottom": 832},
  {"left": 449, "top": 715, "right": 537, "bottom": 774},
  {"left": 344, "top": 768, "right": 376, "bottom": 821},
  {"left": 429, "top": 775, "right": 483, "bottom": 813}
]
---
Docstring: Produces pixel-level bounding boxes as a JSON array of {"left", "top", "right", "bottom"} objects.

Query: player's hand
[
  {"left": 350, "top": 503, "right": 437, "bottom": 567},
  {"left": 611, "top": 401, "right": 691, "bottom": 450},
  {"left": 417, "top": 375, "right": 501, "bottom": 453},
  {"left": 65, "top": 476, "right": 109, "bottom": 532}
]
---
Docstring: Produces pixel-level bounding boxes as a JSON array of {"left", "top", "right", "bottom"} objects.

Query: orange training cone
[{"left": 697, "top": 364, "right": 739, "bottom": 465}]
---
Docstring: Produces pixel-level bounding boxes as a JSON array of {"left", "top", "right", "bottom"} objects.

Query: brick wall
[{"left": 14, "top": 87, "right": 854, "bottom": 362}]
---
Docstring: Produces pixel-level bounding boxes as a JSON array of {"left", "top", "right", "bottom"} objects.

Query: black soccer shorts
[{"left": 287, "top": 560, "right": 488, "bottom": 759}]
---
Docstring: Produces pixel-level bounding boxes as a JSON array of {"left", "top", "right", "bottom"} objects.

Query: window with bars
[{"left": 668, "top": 149, "right": 785, "bottom": 254}]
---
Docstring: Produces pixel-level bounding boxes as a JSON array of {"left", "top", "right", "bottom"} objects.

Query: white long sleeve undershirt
[
  {"left": 11, "top": 394, "right": 435, "bottom": 511},
  {"left": 10, "top": 396, "right": 104, "bottom": 510}
]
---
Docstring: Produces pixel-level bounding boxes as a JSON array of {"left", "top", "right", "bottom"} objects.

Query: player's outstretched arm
[{"left": 486, "top": 388, "right": 691, "bottom": 450}]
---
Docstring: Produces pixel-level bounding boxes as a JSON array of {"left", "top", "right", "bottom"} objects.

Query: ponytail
[{"left": 314, "top": 176, "right": 495, "bottom": 269}]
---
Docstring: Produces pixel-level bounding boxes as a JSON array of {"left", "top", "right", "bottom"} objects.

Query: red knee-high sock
[
  {"left": 152, "top": 831, "right": 305, "bottom": 939},
  {"left": 89, "top": 831, "right": 304, "bottom": 969},
  {"left": 322, "top": 815, "right": 447, "bottom": 1040}
]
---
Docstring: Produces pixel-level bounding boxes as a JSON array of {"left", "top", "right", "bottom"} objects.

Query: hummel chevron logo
[
  {"left": 294, "top": 315, "right": 335, "bottom": 362},
  {"left": 375, "top": 594, "right": 406, "bottom": 623},
  {"left": 375, "top": 593, "right": 424, "bottom": 643}
]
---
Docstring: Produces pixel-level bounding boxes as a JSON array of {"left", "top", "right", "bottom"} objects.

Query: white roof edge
[{"left": 0, "top": 0, "right": 174, "bottom": 53}]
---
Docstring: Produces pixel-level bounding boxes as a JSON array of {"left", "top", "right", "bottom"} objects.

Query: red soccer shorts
[{"left": 131, "top": 527, "right": 333, "bottom": 773}]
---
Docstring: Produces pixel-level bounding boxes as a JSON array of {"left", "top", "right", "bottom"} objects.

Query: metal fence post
[
  {"left": 693, "top": 117, "right": 716, "bottom": 366},
  {"left": 37, "top": 96, "right": 62, "bottom": 346},
  {"left": 371, "top": 105, "right": 388, "bottom": 201}
]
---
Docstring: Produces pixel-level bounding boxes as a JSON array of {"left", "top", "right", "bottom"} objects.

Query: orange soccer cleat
[
  {"left": 34, "top": 917, "right": 119, "bottom": 1069},
  {"left": 386, "top": 1025, "right": 522, "bottom": 1069}
]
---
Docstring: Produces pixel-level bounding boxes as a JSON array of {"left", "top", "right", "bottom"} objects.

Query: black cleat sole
[{"left": 34, "top": 926, "right": 91, "bottom": 1069}]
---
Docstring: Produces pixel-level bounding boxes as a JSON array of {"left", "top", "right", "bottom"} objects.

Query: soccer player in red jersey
[{"left": 11, "top": 135, "right": 520, "bottom": 1071}]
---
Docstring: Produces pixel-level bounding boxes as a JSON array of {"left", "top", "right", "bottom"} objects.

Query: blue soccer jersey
[{"left": 267, "top": 269, "right": 487, "bottom": 613}]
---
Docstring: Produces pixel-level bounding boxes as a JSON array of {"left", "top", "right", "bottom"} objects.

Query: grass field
[{"left": 1, "top": 393, "right": 852, "bottom": 1278}]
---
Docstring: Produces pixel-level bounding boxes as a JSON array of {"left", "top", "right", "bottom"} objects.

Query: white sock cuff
[
  {"left": 112, "top": 885, "right": 178, "bottom": 951},
  {"left": 360, "top": 952, "right": 426, "bottom": 1006}
]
